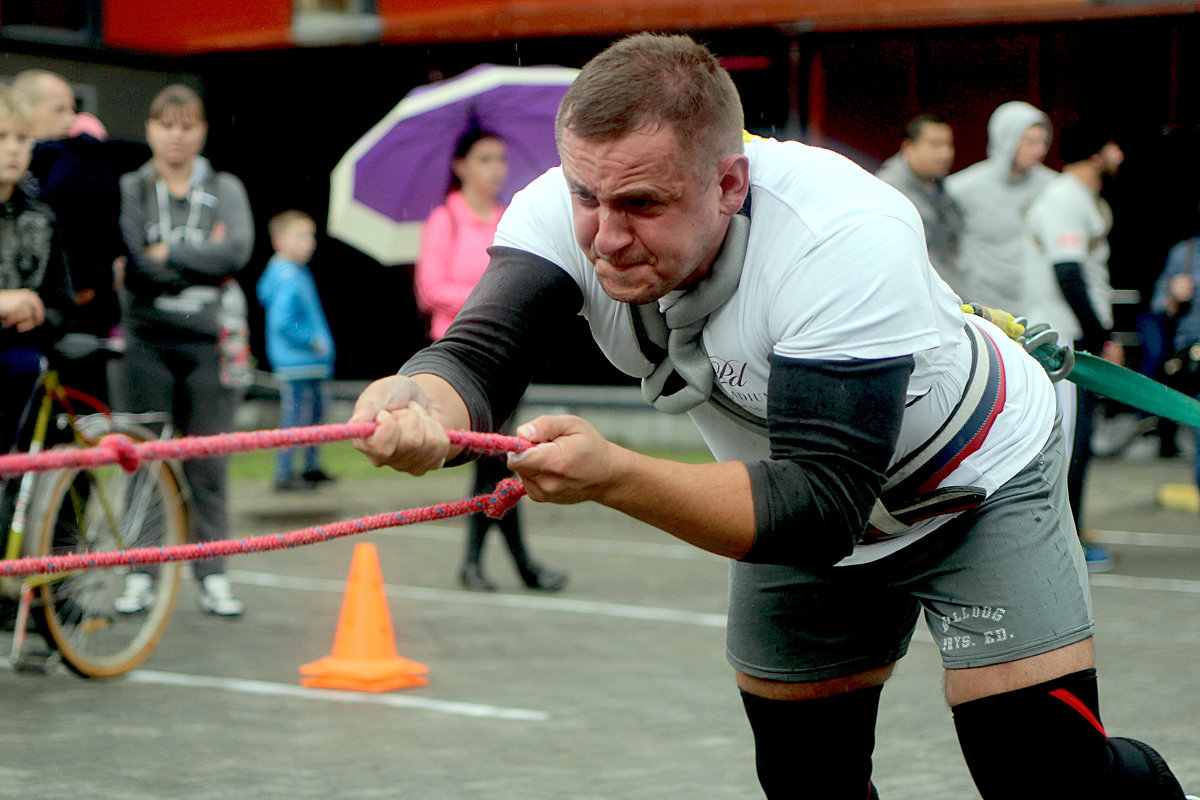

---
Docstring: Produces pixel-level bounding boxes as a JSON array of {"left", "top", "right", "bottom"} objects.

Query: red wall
[{"left": 103, "top": 0, "right": 292, "bottom": 53}]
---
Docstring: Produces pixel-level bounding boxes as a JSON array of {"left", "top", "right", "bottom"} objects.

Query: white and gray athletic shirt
[
  {"left": 1024, "top": 172, "right": 1115, "bottom": 343},
  {"left": 429, "top": 135, "right": 1058, "bottom": 565}
]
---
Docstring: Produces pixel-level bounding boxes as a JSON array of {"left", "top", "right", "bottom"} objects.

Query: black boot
[
  {"left": 458, "top": 562, "right": 497, "bottom": 592},
  {"left": 496, "top": 512, "right": 568, "bottom": 591},
  {"left": 459, "top": 521, "right": 494, "bottom": 591},
  {"left": 517, "top": 561, "right": 569, "bottom": 592}
]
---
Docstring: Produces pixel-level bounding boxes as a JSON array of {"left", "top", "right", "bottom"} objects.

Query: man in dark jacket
[
  {"left": 14, "top": 69, "right": 126, "bottom": 405},
  {"left": 876, "top": 113, "right": 965, "bottom": 297}
]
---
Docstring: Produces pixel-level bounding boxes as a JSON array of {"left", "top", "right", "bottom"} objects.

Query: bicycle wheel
[{"left": 27, "top": 437, "right": 188, "bottom": 678}]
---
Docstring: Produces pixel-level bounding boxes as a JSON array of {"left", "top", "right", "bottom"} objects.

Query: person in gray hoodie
[
  {"left": 946, "top": 101, "right": 1055, "bottom": 315},
  {"left": 114, "top": 84, "right": 254, "bottom": 617}
]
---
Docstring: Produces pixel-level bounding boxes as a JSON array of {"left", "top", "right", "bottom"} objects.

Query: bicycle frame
[
  {"left": 4, "top": 364, "right": 187, "bottom": 674},
  {"left": 3, "top": 360, "right": 59, "bottom": 581}
]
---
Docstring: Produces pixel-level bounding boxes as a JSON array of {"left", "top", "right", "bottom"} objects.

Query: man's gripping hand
[
  {"left": 349, "top": 375, "right": 450, "bottom": 475},
  {"left": 506, "top": 415, "right": 626, "bottom": 505}
]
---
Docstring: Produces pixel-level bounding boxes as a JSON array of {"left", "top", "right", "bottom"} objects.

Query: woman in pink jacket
[{"left": 414, "top": 130, "right": 568, "bottom": 592}]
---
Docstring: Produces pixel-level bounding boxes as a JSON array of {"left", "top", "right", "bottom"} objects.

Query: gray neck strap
[{"left": 636, "top": 213, "right": 750, "bottom": 415}]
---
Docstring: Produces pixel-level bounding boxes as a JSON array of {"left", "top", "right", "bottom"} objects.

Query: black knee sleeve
[
  {"left": 952, "top": 668, "right": 1185, "bottom": 799},
  {"left": 740, "top": 685, "right": 883, "bottom": 799}
]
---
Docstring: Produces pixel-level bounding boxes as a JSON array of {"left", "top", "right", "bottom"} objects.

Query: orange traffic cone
[{"left": 299, "top": 542, "right": 429, "bottom": 692}]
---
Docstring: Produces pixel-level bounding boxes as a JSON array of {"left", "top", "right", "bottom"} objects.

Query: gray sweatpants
[{"left": 117, "top": 337, "right": 238, "bottom": 580}]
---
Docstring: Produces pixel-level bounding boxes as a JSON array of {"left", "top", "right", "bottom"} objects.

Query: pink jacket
[{"left": 414, "top": 191, "right": 505, "bottom": 340}]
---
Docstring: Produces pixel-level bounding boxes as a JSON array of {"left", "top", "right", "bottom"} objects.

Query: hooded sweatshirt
[
  {"left": 256, "top": 254, "right": 335, "bottom": 380},
  {"left": 118, "top": 156, "right": 253, "bottom": 342},
  {"left": 945, "top": 101, "right": 1055, "bottom": 314}
]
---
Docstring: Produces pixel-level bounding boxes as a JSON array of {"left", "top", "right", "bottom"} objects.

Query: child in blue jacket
[{"left": 256, "top": 210, "right": 336, "bottom": 491}]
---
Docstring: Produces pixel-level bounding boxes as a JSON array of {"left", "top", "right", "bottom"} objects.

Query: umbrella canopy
[{"left": 329, "top": 64, "right": 579, "bottom": 265}]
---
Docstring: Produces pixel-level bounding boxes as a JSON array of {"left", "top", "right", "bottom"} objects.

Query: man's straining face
[{"left": 559, "top": 125, "right": 734, "bottom": 305}]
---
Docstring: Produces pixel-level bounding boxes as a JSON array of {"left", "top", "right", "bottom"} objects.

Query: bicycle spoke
[{"left": 31, "top": 450, "right": 187, "bottom": 678}]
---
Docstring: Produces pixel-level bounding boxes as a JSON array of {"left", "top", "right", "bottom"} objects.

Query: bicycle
[{"left": 1, "top": 334, "right": 190, "bottom": 678}]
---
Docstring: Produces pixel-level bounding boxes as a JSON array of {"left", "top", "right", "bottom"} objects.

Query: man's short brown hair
[
  {"left": 555, "top": 33, "right": 744, "bottom": 178},
  {"left": 268, "top": 209, "right": 314, "bottom": 239},
  {"left": 904, "top": 113, "right": 949, "bottom": 143}
]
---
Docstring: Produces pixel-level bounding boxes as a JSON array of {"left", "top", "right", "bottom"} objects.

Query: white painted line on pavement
[
  {"left": 127, "top": 669, "right": 550, "bottom": 721},
  {"left": 228, "top": 569, "right": 945, "bottom": 648},
  {"left": 351, "top": 521, "right": 1200, "bottom": 558},
  {"left": 0, "top": 658, "right": 550, "bottom": 721},
  {"left": 229, "top": 569, "right": 728, "bottom": 628},
  {"left": 230, "top": 563, "right": 1200, "bottom": 636},
  {"left": 374, "top": 523, "right": 713, "bottom": 560},
  {"left": 1093, "top": 529, "right": 1200, "bottom": 549},
  {"left": 1087, "top": 573, "right": 1200, "bottom": 594},
  {"left": 383, "top": 525, "right": 1200, "bottom": 558}
]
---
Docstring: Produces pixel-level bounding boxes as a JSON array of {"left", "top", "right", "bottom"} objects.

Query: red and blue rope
[{"left": 0, "top": 423, "right": 532, "bottom": 578}]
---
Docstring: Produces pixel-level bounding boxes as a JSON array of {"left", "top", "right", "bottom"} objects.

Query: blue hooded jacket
[{"left": 255, "top": 255, "right": 335, "bottom": 380}]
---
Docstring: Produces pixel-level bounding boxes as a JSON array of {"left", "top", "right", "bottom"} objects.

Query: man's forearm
[{"left": 599, "top": 448, "right": 756, "bottom": 559}]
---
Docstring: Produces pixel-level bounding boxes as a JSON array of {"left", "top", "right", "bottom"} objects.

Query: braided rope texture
[
  {"left": 0, "top": 422, "right": 530, "bottom": 478},
  {"left": 0, "top": 423, "right": 532, "bottom": 577},
  {"left": 1, "top": 479, "right": 526, "bottom": 578}
]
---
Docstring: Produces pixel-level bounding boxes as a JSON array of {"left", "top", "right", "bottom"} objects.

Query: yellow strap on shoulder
[{"left": 961, "top": 302, "right": 1026, "bottom": 340}]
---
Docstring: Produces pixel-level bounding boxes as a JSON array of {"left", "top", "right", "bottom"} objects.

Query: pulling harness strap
[{"left": 866, "top": 322, "right": 1006, "bottom": 538}]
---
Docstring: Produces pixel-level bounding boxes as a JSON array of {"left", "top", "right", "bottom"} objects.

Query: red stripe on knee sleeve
[{"left": 1050, "top": 687, "right": 1107, "bottom": 736}]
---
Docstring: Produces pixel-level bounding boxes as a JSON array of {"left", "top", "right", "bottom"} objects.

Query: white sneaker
[
  {"left": 114, "top": 573, "right": 156, "bottom": 614},
  {"left": 196, "top": 574, "right": 244, "bottom": 617}
]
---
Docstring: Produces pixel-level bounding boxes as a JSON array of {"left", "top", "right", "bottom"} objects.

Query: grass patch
[
  {"left": 228, "top": 439, "right": 387, "bottom": 481},
  {"left": 227, "top": 439, "right": 713, "bottom": 481}
]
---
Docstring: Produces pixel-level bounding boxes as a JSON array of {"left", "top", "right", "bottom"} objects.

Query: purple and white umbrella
[{"left": 329, "top": 64, "right": 578, "bottom": 265}]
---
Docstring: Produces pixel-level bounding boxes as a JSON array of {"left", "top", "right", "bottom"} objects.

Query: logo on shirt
[
  {"left": 710, "top": 356, "right": 767, "bottom": 410},
  {"left": 711, "top": 356, "right": 749, "bottom": 388}
]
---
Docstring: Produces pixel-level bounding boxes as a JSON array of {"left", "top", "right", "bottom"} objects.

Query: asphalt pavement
[{"left": 2, "top": 434, "right": 1199, "bottom": 799}]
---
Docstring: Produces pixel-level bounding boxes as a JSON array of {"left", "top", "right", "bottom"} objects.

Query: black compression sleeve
[
  {"left": 1053, "top": 261, "right": 1110, "bottom": 353},
  {"left": 400, "top": 246, "right": 584, "bottom": 433},
  {"left": 742, "top": 354, "right": 913, "bottom": 568}
]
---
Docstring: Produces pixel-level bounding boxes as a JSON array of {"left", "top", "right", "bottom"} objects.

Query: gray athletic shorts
[{"left": 726, "top": 421, "right": 1094, "bottom": 682}]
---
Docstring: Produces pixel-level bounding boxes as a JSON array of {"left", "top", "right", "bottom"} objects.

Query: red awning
[
  {"left": 375, "top": 0, "right": 1096, "bottom": 44},
  {"left": 96, "top": 0, "right": 1191, "bottom": 54}
]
